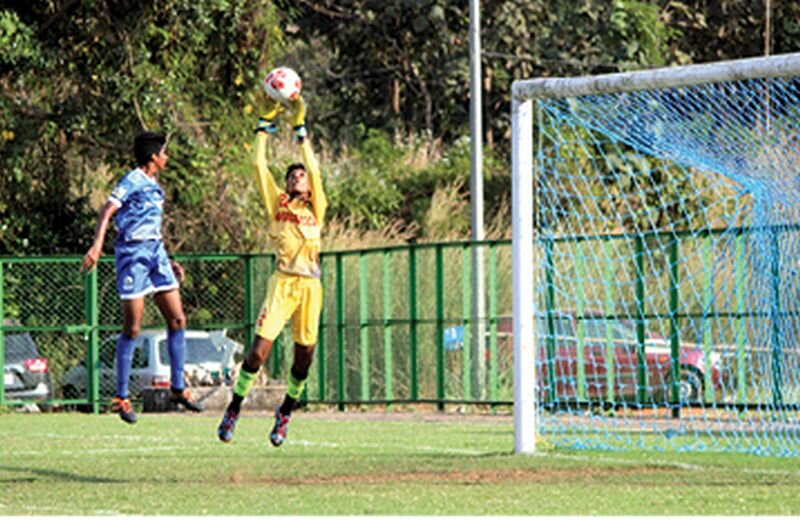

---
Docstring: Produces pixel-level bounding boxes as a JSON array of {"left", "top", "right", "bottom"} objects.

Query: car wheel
[{"left": 679, "top": 367, "right": 703, "bottom": 403}]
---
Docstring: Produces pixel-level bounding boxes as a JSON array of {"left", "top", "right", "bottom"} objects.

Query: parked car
[
  {"left": 62, "top": 329, "right": 243, "bottom": 401},
  {"left": 3, "top": 332, "right": 52, "bottom": 403},
  {"left": 445, "top": 311, "right": 722, "bottom": 404}
]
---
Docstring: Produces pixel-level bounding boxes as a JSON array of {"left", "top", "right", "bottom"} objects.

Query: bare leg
[
  {"left": 121, "top": 298, "right": 145, "bottom": 338},
  {"left": 291, "top": 342, "right": 315, "bottom": 380},
  {"left": 153, "top": 289, "right": 186, "bottom": 331},
  {"left": 245, "top": 335, "right": 274, "bottom": 370},
  {"left": 152, "top": 289, "right": 201, "bottom": 411}
]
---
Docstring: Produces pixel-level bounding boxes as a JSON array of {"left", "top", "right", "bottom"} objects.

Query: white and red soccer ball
[{"left": 262, "top": 66, "right": 302, "bottom": 103}]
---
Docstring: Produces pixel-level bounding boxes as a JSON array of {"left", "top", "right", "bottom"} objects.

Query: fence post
[
  {"left": 735, "top": 233, "right": 746, "bottom": 404},
  {"left": 770, "top": 229, "right": 783, "bottom": 406},
  {"left": 84, "top": 266, "right": 99, "bottom": 414},
  {"left": 408, "top": 246, "right": 418, "bottom": 401},
  {"left": 359, "top": 252, "right": 370, "bottom": 402},
  {"left": 382, "top": 251, "right": 393, "bottom": 406},
  {"left": 575, "top": 240, "right": 586, "bottom": 402},
  {"left": 544, "top": 238, "right": 557, "bottom": 405},
  {"left": 268, "top": 255, "right": 282, "bottom": 379},
  {"left": 317, "top": 256, "right": 327, "bottom": 402},
  {"left": 603, "top": 240, "right": 616, "bottom": 405},
  {"left": 702, "top": 236, "right": 714, "bottom": 403},
  {"left": 669, "top": 237, "right": 680, "bottom": 418},
  {"left": 435, "top": 245, "right": 445, "bottom": 410},
  {"left": 336, "top": 253, "right": 345, "bottom": 410},
  {"left": 461, "top": 245, "right": 472, "bottom": 400},
  {"left": 244, "top": 254, "right": 254, "bottom": 354},
  {"left": 487, "top": 244, "right": 498, "bottom": 404},
  {"left": 635, "top": 235, "right": 647, "bottom": 405}
]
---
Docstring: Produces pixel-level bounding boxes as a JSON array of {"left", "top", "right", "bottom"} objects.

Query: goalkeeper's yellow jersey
[{"left": 252, "top": 132, "right": 327, "bottom": 278}]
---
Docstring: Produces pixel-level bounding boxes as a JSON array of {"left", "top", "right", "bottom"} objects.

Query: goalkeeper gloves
[
  {"left": 294, "top": 125, "right": 307, "bottom": 142},
  {"left": 255, "top": 97, "right": 284, "bottom": 134},
  {"left": 289, "top": 96, "right": 307, "bottom": 143},
  {"left": 255, "top": 118, "right": 277, "bottom": 134},
  {"left": 254, "top": 95, "right": 307, "bottom": 142}
]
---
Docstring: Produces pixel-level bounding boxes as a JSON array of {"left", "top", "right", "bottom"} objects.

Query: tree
[{"left": 1, "top": 0, "right": 283, "bottom": 255}]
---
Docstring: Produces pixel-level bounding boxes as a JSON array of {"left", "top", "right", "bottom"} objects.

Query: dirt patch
[
  {"left": 232, "top": 465, "right": 679, "bottom": 486},
  {"left": 297, "top": 408, "right": 514, "bottom": 424}
]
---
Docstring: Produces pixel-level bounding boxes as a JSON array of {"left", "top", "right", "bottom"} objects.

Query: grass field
[{"left": 1, "top": 408, "right": 799, "bottom": 516}]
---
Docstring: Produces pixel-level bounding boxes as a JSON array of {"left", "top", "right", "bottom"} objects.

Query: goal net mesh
[{"left": 531, "top": 71, "right": 800, "bottom": 456}]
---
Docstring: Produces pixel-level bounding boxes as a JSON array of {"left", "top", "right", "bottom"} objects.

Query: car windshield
[
  {"left": 582, "top": 318, "right": 639, "bottom": 342},
  {"left": 158, "top": 337, "right": 226, "bottom": 365},
  {"left": 4, "top": 333, "right": 40, "bottom": 362},
  {"left": 535, "top": 316, "right": 573, "bottom": 337}
]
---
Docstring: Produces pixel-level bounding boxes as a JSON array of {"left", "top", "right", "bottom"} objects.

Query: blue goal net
[{"left": 526, "top": 58, "right": 800, "bottom": 456}]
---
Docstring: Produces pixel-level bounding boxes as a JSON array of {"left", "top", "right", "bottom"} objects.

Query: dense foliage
[
  {"left": 2, "top": 0, "right": 798, "bottom": 255},
  {"left": 1, "top": 0, "right": 283, "bottom": 254}
]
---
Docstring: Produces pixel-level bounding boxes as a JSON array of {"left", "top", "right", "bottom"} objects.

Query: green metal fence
[
  {"left": 2, "top": 231, "right": 794, "bottom": 412},
  {"left": 0, "top": 241, "right": 515, "bottom": 411}
]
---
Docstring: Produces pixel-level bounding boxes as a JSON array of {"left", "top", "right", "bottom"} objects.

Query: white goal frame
[{"left": 511, "top": 52, "right": 800, "bottom": 455}]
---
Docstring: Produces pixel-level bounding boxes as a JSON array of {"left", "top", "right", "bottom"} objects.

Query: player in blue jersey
[{"left": 81, "top": 131, "right": 202, "bottom": 424}]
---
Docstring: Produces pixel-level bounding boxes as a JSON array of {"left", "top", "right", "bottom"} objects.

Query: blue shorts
[{"left": 114, "top": 241, "right": 179, "bottom": 300}]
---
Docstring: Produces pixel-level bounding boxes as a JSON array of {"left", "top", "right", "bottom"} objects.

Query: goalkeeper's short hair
[{"left": 285, "top": 163, "right": 306, "bottom": 181}]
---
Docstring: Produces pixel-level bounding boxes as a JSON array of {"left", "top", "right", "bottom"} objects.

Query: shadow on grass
[{"left": 0, "top": 464, "right": 125, "bottom": 483}]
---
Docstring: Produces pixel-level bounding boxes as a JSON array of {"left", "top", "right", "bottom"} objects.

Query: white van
[{"left": 63, "top": 329, "right": 243, "bottom": 401}]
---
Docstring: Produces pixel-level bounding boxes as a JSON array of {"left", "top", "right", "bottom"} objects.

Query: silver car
[{"left": 3, "top": 332, "right": 52, "bottom": 402}]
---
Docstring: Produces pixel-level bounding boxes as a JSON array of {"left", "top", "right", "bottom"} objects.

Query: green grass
[{"left": 1, "top": 410, "right": 799, "bottom": 515}]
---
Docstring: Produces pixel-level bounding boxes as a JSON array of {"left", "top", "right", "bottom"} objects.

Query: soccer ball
[{"left": 262, "top": 67, "right": 302, "bottom": 103}]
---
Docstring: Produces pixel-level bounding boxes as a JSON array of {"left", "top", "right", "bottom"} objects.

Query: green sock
[
  {"left": 287, "top": 371, "right": 307, "bottom": 400},
  {"left": 234, "top": 368, "right": 257, "bottom": 398}
]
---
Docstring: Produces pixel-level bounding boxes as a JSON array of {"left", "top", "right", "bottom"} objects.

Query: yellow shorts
[{"left": 255, "top": 271, "right": 323, "bottom": 346}]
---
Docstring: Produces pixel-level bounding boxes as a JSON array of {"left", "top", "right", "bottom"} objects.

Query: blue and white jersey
[{"left": 109, "top": 168, "right": 164, "bottom": 244}]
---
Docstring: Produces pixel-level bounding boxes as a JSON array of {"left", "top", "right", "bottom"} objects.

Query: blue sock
[
  {"left": 167, "top": 328, "right": 186, "bottom": 391},
  {"left": 115, "top": 334, "right": 136, "bottom": 398}
]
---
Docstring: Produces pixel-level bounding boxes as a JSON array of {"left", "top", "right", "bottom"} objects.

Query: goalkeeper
[{"left": 217, "top": 94, "right": 327, "bottom": 447}]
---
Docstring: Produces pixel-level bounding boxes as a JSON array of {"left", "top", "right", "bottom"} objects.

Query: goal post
[
  {"left": 512, "top": 89, "right": 536, "bottom": 454},
  {"left": 511, "top": 53, "right": 800, "bottom": 456}
]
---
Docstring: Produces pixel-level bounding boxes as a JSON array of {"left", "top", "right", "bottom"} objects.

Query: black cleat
[
  {"left": 169, "top": 388, "right": 204, "bottom": 412},
  {"left": 111, "top": 396, "right": 137, "bottom": 424}
]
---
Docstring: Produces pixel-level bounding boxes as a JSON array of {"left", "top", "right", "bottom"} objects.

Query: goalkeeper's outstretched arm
[
  {"left": 252, "top": 98, "right": 285, "bottom": 218},
  {"left": 289, "top": 97, "right": 327, "bottom": 223}
]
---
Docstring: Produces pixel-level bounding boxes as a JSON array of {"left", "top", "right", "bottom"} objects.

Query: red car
[{"left": 446, "top": 310, "right": 723, "bottom": 404}]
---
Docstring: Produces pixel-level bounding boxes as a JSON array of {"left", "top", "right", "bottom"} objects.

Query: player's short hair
[
  {"left": 134, "top": 131, "right": 167, "bottom": 166},
  {"left": 285, "top": 163, "right": 306, "bottom": 181}
]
